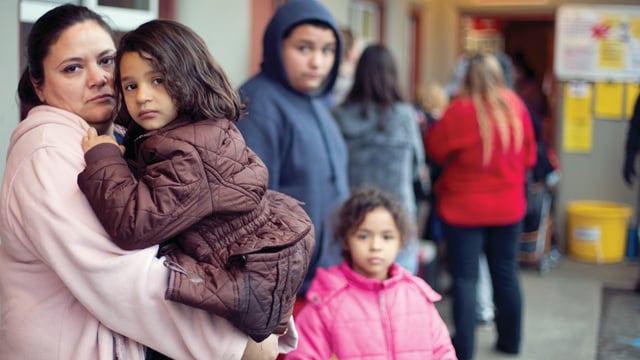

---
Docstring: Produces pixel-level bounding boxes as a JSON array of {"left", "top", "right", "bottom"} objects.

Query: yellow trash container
[{"left": 567, "top": 201, "right": 631, "bottom": 263}]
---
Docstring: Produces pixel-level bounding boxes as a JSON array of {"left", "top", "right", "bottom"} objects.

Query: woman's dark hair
[
  {"left": 334, "top": 186, "right": 413, "bottom": 262},
  {"left": 343, "top": 44, "right": 403, "bottom": 130},
  {"left": 114, "top": 19, "right": 245, "bottom": 125},
  {"left": 17, "top": 4, "right": 114, "bottom": 119}
]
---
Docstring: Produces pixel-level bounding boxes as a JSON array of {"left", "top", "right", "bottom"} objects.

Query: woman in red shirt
[{"left": 426, "top": 53, "right": 537, "bottom": 360}]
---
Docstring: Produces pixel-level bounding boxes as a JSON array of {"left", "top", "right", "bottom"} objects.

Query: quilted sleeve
[{"left": 77, "top": 139, "right": 212, "bottom": 250}]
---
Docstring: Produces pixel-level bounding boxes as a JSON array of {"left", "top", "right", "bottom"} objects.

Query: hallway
[{"left": 435, "top": 256, "right": 640, "bottom": 359}]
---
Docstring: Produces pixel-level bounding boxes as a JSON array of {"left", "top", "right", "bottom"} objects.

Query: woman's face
[{"left": 34, "top": 20, "right": 116, "bottom": 130}]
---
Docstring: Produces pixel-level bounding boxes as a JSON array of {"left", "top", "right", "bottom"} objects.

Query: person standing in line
[
  {"left": 77, "top": 19, "right": 312, "bottom": 347},
  {"left": 0, "top": 4, "right": 290, "bottom": 359},
  {"left": 426, "top": 53, "right": 537, "bottom": 360},
  {"left": 328, "top": 26, "right": 364, "bottom": 107},
  {"left": 415, "top": 81, "right": 450, "bottom": 288},
  {"left": 622, "top": 91, "right": 640, "bottom": 293},
  {"left": 236, "top": 0, "right": 350, "bottom": 299},
  {"left": 332, "top": 44, "right": 426, "bottom": 274},
  {"left": 286, "top": 186, "right": 456, "bottom": 360},
  {"left": 445, "top": 51, "right": 519, "bottom": 328}
]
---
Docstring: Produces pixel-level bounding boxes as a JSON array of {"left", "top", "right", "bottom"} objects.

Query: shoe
[{"left": 495, "top": 343, "right": 519, "bottom": 356}]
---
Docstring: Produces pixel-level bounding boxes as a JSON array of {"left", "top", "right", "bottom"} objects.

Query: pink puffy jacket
[{"left": 287, "top": 261, "right": 457, "bottom": 360}]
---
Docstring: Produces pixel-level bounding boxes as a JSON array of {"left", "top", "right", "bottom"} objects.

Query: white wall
[
  {"left": 176, "top": 0, "right": 251, "bottom": 88},
  {"left": 0, "top": 2, "right": 19, "bottom": 179},
  {"left": 319, "top": 0, "right": 350, "bottom": 27}
]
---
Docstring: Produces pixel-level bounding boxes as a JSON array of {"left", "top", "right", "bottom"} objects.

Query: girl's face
[
  {"left": 281, "top": 24, "right": 336, "bottom": 94},
  {"left": 119, "top": 51, "right": 178, "bottom": 131},
  {"left": 34, "top": 21, "right": 116, "bottom": 131},
  {"left": 346, "top": 207, "right": 402, "bottom": 281}
]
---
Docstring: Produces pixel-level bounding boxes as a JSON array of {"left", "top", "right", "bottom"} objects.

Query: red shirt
[{"left": 426, "top": 89, "right": 537, "bottom": 226}]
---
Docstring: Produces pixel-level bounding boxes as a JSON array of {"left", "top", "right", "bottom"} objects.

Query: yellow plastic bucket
[{"left": 567, "top": 201, "right": 631, "bottom": 263}]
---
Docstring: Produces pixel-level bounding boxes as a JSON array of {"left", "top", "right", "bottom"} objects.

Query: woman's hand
[
  {"left": 81, "top": 127, "right": 124, "bottom": 154},
  {"left": 241, "top": 334, "right": 279, "bottom": 360}
]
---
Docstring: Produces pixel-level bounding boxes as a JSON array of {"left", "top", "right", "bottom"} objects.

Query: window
[
  {"left": 350, "top": 0, "right": 382, "bottom": 45},
  {"left": 19, "top": 0, "right": 159, "bottom": 70},
  {"left": 85, "top": 0, "right": 157, "bottom": 30},
  {"left": 20, "top": 0, "right": 157, "bottom": 31}
]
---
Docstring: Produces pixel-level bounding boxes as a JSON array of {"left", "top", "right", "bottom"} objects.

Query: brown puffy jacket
[{"left": 78, "top": 115, "right": 314, "bottom": 342}]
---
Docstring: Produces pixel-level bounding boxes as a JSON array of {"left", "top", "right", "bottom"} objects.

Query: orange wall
[{"left": 249, "top": 0, "right": 277, "bottom": 76}]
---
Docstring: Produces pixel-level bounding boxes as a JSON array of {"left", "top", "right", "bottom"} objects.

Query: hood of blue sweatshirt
[{"left": 261, "top": 0, "right": 342, "bottom": 97}]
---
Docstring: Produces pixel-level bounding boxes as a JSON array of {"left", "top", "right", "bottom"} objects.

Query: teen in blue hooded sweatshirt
[{"left": 236, "top": 0, "right": 349, "bottom": 296}]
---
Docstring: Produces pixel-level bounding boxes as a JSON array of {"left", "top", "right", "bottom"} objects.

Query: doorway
[
  {"left": 502, "top": 19, "right": 556, "bottom": 148},
  {"left": 461, "top": 14, "right": 556, "bottom": 149}
]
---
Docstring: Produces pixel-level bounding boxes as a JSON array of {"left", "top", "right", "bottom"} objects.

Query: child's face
[
  {"left": 281, "top": 24, "right": 336, "bottom": 94},
  {"left": 119, "top": 51, "right": 178, "bottom": 131},
  {"left": 346, "top": 207, "right": 402, "bottom": 281}
]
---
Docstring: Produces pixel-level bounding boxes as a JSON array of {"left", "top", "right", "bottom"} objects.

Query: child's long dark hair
[
  {"left": 113, "top": 19, "right": 245, "bottom": 126},
  {"left": 334, "top": 186, "right": 413, "bottom": 262}
]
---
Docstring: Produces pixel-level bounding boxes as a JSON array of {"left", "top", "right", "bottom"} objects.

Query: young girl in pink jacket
[{"left": 286, "top": 187, "right": 456, "bottom": 359}]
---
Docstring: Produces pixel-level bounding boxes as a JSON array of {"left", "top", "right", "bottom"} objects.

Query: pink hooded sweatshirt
[
  {"left": 287, "top": 261, "right": 456, "bottom": 360},
  {"left": 0, "top": 106, "right": 297, "bottom": 359}
]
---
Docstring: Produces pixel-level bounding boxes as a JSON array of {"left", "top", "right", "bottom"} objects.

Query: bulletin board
[{"left": 554, "top": 4, "right": 640, "bottom": 82}]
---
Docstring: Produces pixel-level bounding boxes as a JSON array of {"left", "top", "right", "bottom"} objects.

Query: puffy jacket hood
[{"left": 261, "top": 0, "right": 342, "bottom": 96}]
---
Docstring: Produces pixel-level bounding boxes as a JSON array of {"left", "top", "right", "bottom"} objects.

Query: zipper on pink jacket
[{"left": 379, "top": 292, "right": 396, "bottom": 357}]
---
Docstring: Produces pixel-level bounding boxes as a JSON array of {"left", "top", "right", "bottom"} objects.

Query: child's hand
[
  {"left": 82, "top": 127, "right": 125, "bottom": 154},
  {"left": 241, "top": 334, "right": 279, "bottom": 360}
]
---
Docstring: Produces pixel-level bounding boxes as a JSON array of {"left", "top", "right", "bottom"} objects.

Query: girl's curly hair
[{"left": 334, "top": 186, "right": 414, "bottom": 261}]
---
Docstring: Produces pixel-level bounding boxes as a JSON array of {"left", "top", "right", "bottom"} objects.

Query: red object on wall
[{"left": 471, "top": 17, "right": 502, "bottom": 32}]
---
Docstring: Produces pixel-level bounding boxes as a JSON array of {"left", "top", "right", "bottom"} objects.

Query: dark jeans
[{"left": 443, "top": 222, "right": 523, "bottom": 360}]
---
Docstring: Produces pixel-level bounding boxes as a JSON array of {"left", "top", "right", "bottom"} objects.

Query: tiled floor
[{"left": 434, "top": 254, "right": 639, "bottom": 360}]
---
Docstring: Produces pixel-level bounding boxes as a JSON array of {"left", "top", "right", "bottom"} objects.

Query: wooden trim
[
  {"left": 248, "top": 0, "right": 278, "bottom": 76},
  {"left": 159, "top": 0, "right": 176, "bottom": 19},
  {"left": 409, "top": 6, "right": 422, "bottom": 100},
  {"left": 369, "top": 0, "right": 384, "bottom": 42}
]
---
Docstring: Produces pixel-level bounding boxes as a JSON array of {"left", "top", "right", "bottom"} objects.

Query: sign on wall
[{"left": 554, "top": 4, "right": 640, "bottom": 82}]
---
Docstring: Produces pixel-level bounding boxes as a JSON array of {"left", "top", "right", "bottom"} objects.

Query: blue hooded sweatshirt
[{"left": 236, "top": 0, "right": 349, "bottom": 294}]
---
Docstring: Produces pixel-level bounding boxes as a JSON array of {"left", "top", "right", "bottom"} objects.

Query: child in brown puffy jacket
[{"left": 77, "top": 19, "right": 314, "bottom": 349}]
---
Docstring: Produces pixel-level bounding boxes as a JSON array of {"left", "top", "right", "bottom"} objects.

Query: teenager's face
[
  {"left": 281, "top": 24, "right": 337, "bottom": 94},
  {"left": 35, "top": 21, "right": 116, "bottom": 130},
  {"left": 347, "top": 207, "right": 402, "bottom": 281},
  {"left": 119, "top": 51, "right": 178, "bottom": 131}
]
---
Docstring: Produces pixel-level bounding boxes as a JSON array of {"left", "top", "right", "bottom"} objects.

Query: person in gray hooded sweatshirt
[
  {"left": 236, "top": 0, "right": 349, "bottom": 298},
  {"left": 332, "top": 44, "right": 426, "bottom": 275}
]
